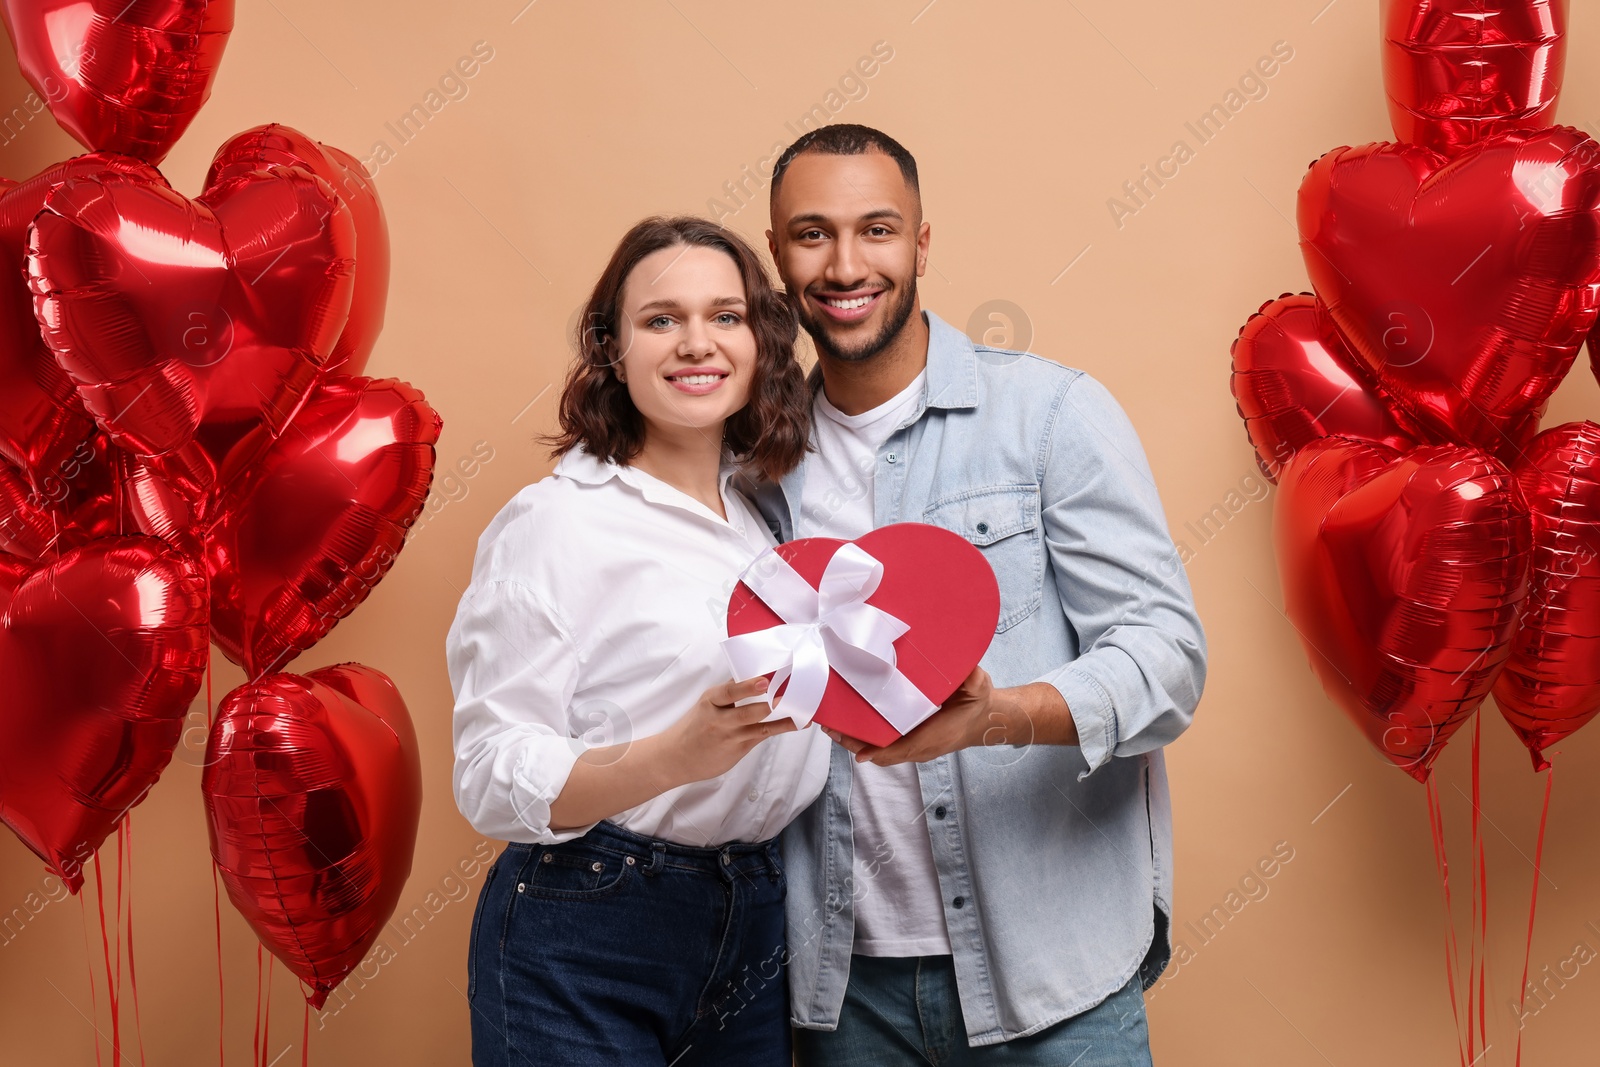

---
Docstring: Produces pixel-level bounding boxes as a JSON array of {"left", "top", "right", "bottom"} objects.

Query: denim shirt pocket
[{"left": 922, "top": 483, "right": 1043, "bottom": 632}]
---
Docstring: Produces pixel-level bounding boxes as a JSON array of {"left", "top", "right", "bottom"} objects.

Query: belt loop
[
  {"left": 766, "top": 841, "right": 781, "bottom": 884},
  {"left": 643, "top": 840, "right": 666, "bottom": 876}
]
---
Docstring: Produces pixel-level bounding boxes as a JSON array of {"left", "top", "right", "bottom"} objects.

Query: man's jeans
[
  {"left": 467, "top": 820, "right": 791, "bottom": 1066},
  {"left": 794, "top": 953, "right": 1154, "bottom": 1066}
]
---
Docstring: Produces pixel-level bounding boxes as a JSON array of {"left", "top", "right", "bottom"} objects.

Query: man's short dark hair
[{"left": 769, "top": 124, "right": 919, "bottom": 204}]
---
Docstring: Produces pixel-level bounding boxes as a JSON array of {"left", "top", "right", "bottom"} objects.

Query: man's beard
[{"left": 798, "top": 278, "right": 918, "bottom": 363}]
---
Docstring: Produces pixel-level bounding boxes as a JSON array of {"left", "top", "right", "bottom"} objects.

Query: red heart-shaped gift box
[{"left": 726, "top": 522, "right": 1000, "bottom": 747}]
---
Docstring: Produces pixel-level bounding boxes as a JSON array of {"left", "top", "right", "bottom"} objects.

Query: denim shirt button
[
  {"left": 886, "top": 452, "right": 898, "bottom": 464},
  {"left": 952, "top": 896, "right": 966, "bottom": 909},
  {"left": 975, "top": 522, "right": 988, "bottom": 535},
  {"left": 934, "top": 805, "right": 947, "bottom": 819}
]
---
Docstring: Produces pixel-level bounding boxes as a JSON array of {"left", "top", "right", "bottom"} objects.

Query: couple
[{"left": 445, "top": 125, "right": 1207, "bottom": 1066}]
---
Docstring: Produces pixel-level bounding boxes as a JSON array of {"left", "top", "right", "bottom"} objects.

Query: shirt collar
[
  {"left": 553, "top": 445, "right": 745, "bottom": 532},
  {"left": 770, "top": 309, "right": 978, "bottom": 525},
  {"left": 923, "top": 310, "right": 980, "bottom": 411}
]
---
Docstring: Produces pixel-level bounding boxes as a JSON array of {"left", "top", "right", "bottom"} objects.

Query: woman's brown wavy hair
[{"left": 542, "top": 216, "right": 812, "bottom": 482}]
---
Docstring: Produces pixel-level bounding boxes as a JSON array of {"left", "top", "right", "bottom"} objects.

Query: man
[{"left": 745, "top": 124, "right": 1206, "bottom": 1065}]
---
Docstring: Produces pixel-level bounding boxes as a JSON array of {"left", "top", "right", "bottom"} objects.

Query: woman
[{"left": 446, "top": 216, "right": 829, "bottom": 1066}]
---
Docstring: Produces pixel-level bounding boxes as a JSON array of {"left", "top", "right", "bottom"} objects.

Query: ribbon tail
[
  {"left": 773, "top": 631, "right": 829, "bottom": 728},
  {"left": 825, "top": 635, "right": 939, "bottom": 737}
]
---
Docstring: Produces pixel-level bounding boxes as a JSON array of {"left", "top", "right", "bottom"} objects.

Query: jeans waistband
[{"left": 512, "top": 820, "right": 782, "bottom": 878}]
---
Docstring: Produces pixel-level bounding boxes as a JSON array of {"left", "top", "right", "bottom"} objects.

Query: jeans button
[{"left": 721, "top": 852, "right": 731, "bottom": 865}]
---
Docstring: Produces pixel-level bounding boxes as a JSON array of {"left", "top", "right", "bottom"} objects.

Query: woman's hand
[
  {"left": 661, "top": 676, "right": 797, "bottom": 785},
  {"left": 548, "top": 676, "right": 794, "bottom": 833}
]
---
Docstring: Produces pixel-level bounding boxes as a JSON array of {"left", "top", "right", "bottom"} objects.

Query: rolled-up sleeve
[
  {"left": 446, "top": 578, "right": 597, "bottom": 844},
  {"left": 1031, "top": 372, "right": 1207, "bottom": 777}
]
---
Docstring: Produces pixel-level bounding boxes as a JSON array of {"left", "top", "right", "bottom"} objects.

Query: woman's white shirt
[{"left": 447, "top": 445, "right": 831, "bottom": 847}]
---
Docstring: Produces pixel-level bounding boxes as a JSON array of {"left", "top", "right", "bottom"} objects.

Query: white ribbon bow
[{"left": 721, "top": 543, "right": 937, "bottom": 734}]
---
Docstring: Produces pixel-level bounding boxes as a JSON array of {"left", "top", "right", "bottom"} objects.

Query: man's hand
[{"left": 821, "top": 667, "right": 1077, "bottom": 766}]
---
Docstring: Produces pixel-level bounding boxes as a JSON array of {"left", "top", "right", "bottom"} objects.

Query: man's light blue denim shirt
[{"left": 739, "top": 311, "right": 1207, "bottom": 1047}]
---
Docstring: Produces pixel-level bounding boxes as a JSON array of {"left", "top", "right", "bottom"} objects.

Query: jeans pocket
[
  {"left": 466, "top": 853, "right": 505, "bottom": 1001},
  {"left": 522, "top": 841, "right": 638, "bottom": 901},
  {"left": 923, "top": 483, "right": 1043, "bottom": 632}
]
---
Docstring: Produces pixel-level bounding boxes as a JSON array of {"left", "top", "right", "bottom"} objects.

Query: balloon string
[
  {"left": 126, "top": 815, "right": 147, "bottom": 1067},
  {"left": 94, "top": 843, "right": 121, "bottom": 1065},
  {"left": 302, "top": 999, "right": 311, "bottom": 1067},
  {"left": 1472, "top": 719, "right": 1488, "bottom": 1058},
  {"left": 79, "top": 887, "right": 103, "bottom": 1067},
  {"left": 1425, "top": 774, "right": 1468, "bottom": 1067},
  {"left": 114, "top": 449, "right": 125, "bottom": 538},
  {"left": 209, "top": 644, "right": 228, "bottom": 1067},
  {"left": 115, "top": 824, "right": 124, "bottom": 1032},
  {"left": 213, "top": 858, "right": 226, "bottom": 1067},
  {"left": 264, "top": 956, "right": 275, "bottom": 1067},
  {"left": 1464, "top": 717, "right": 1482, "bottom": 1063},
  {"left": 1515, "top": 762, "right": 1556, "bottom": 1067},
  {"left": 254, "top": 943, "right": 263, "bottom": 1067}
]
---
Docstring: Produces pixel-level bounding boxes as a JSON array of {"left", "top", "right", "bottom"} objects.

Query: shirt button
[
  {"left": 952, "top": 895, "right": 966, "bottom": 909},
  {"left": 934, "top": 805, "right": 947, "bottom": 820},
  {"left": 748, "top": 787, "right": 760, "bottom": 802},
  {"left": 975, "top": 522, "right": 989, "bottom": 535},
  {"left": 886, "top": 452, "right": 898, "bottom": 464}
]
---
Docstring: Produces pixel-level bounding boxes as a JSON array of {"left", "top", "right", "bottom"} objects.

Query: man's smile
[{"left": 810, "top": 287, "right": 886, "bottom": 323}]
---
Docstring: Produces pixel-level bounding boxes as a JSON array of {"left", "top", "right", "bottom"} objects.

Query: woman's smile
[{"left": 665, "top": 368, "right": 731, "bottom": 395}]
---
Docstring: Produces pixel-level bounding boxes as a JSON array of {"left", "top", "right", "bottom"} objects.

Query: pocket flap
[{"left": 922, "top": 484, "right": 1041, "bottom": 545}]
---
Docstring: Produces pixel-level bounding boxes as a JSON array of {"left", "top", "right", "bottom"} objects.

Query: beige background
[{"left": 4, "top": 1, "right": 1600, "bottom": 1063}]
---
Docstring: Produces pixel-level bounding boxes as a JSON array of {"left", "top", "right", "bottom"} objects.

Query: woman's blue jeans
[{"left": 467, "top": 819, "right": 791, "bottom": 1066}]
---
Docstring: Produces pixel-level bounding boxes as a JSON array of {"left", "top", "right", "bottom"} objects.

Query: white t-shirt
[{"left": 796, "top": 370, "right": 953, "bottom": 957}]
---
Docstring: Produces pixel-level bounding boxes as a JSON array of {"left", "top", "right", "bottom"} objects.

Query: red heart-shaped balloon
[
  {"left": 206, "top": 124, "right": 389, "bottom": 375},
  {"left": 119, "top": 445, "right": 215, "bottom": 545},
  {"left": 0, "top": 432, "right": 111, "bottom": 559},
  {"left": 1298, "top": 127, "right": 1600, "bottom": 453},
  {"left": 0, "top": 537, "right": 208, "bottom": 891},
  {"left": 0, "top": 0, "right": 234, "bottom": 164},
  {"left": 202, "top": 663, "right": 422, "bottom": 1010},
  {"left": 1275, "top": 438, "right": 1530, "bottom": 781},
  {"left": 1587, "top": 318, "right": 1600, "bottom": 389},
  {"left": 726, "top": 522, "right": 999, "bottom": 747},
  {"left": 205, "top": 376, "right": 440, "bottom": 679},
  {"left": 1382, "top": 0, "right": 1566, "bottom": 158},
  {"left": 1494, "top": 421, "right": 1600, "bottom": 770},
  {"left": 0, "top": 154, "right": 156, "bottom": 487},
  {"left": 27, "top": 159, "right": 358, "bottom": 479},
  {"left": 1230, "top": 292, "right": 1420, "bottom": 483},
  {"left": 0, "top": 460, "right": 59, "bottom": 558}
]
